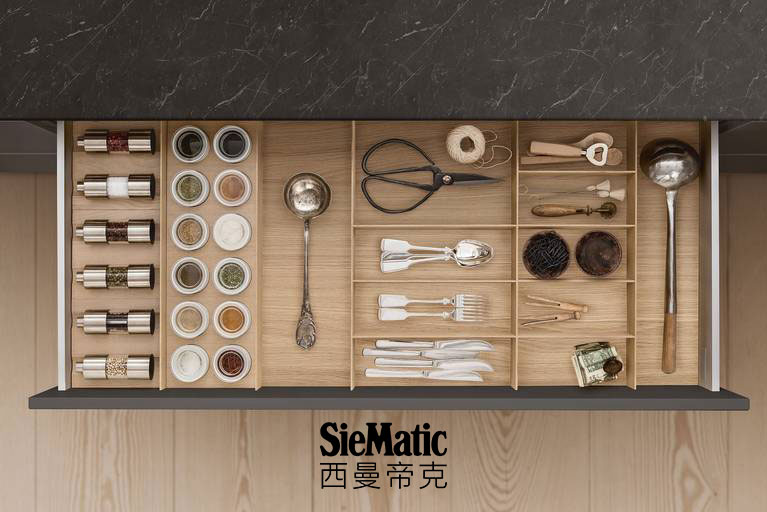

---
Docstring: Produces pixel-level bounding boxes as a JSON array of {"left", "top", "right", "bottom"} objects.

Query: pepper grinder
[
  {"left": 77, "top": 129, "right": 155, "bottom": 153},
  {"left": 75, "top": 355, "right": 153, "bottom": 380},
  {"left": 76, "top": 310, "right": 156, "bottom": 334},
  {"left": 75, "top": 219, "right": 155, "bottom": 244},
  {"left": 76, "top": 264, "right": 154, "bottom": 289}
]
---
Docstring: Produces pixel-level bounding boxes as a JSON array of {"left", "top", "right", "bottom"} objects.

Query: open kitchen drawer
[{"left": 29, "top": 120, "right": 748, "bottom": 410}]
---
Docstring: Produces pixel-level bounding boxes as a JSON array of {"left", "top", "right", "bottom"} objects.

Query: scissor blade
[{"left": 449, "top": 173, "right": 503, "bottom": 186}]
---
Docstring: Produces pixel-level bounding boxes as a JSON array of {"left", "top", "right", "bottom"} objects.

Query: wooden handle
[
  {"left": 531, "top": 204, "right": 581, "bottom": 217},
  {"left": 520, "top": 155, "right": 582, "bottom": 165},
  {"left": 662, "top": 312, "right": 676, "bottom": 374},
  {"left": 529, "top": 141, "right": 582, "bottom": 157}
]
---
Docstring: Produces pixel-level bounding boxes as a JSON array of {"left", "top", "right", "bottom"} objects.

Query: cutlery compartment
[
  {"left": 354, "top": 338, "right": 512, "bottom": 387},
  {"left": 353, "top": 282, "right": 515, "bottom": 338},
  {"left": 354, "top": 227, "right": 515, "bottom": 281}
]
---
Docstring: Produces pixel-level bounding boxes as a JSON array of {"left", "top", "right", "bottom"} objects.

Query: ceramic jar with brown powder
[
  {"left": 170, "top": 301, "right": 209, "bottom": 339},
  {"left": 171, "top": 214, "right": 209, "bottom": 251},
  {"left": 213, "top": 169, "right": 251, "bottom": 207},
  {"left": 213, "top": 301, "right": 250, "bottom": 339},
  {"left": 212, "top": 344, "right": 251, "bottom": 383}
]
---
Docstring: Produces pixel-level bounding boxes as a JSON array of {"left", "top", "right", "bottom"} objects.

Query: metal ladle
[
  {"left": 283, "top": 172, "right": 332, "bottom": 350},
  {"left": 640, "top": 139, "right": 701, "bottom": 374}
]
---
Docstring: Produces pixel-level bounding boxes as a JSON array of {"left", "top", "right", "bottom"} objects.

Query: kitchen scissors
[{"left": 361, "top": 138, "right": 502, "bottom": 214}]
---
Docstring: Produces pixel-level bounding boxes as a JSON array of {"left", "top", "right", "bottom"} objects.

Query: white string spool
[
  {"left": 446, "top": 125, "right": 486, "bottom": 164},
  {"left": 446, "top": 125, "right": 512, "bottom": 169}
]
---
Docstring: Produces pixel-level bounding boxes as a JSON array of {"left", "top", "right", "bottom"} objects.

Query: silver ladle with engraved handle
[{"left": 283, "top": 173, "right": 332, "bottom": 350}]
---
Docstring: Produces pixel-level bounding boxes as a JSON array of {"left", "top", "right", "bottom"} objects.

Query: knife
[
  {"left": 374, "top": 357, "right": 494, "bottom": 372},
  {"left": 362, "top": 348, "right": 479, "bottom": 359},
  {"left": 365, "top": 368, "right": 483, "bottom": 382},
  {"left": 375, "top": 339, "right": 493, "bottom": 351}
]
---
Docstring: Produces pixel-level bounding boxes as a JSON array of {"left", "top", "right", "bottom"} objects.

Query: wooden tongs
[{"left": 521, "top": 295, "right": 588, "bottom": 327}]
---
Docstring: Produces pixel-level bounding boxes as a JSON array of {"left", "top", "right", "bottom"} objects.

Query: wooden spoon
[
  {"left": 571, "top": 132, "right": 614, "bottom": 149},
  {"left": 520, "top": 148, "right": 624, "bottom": 166},
  {"left": 526, "top": 132, "right": 614, "bottom": 155}
]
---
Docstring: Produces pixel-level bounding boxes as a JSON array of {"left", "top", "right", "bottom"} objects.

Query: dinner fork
[
  {"left": 378, "top": 307, "right": 487, "bottom": 322},
  {"left": 377, "top": 294, "right": 487, "bottom": 309}
]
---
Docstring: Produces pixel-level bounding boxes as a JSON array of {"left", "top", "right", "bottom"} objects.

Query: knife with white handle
[
  {"left": 365, "top": 368, "right": 483, "bottom": 382},
  {"left": 375, "top": 339, "right": 494, "bottom": 351},
  {"left": 375, "top": 358, "right": 494, "bottom": 372},
  {"left": 362, "top": 348, "right": 479, "bottom": 359}
]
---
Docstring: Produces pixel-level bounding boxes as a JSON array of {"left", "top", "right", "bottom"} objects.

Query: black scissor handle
[
  {"left": 361, "top": 174, "right": 436, "bottom": 214},
  {"left": 360, "top": 138, "right": 442, "bottom": 214},
  {"left": 361, "top": 138, "right": 436, "bottom": 176}
]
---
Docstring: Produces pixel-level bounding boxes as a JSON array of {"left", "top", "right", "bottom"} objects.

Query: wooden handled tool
[
  {"left": 663, "top": 314, "right": 676, "bottom": 373},
  {"left": 525, "top": 295, "right": 588, "bottom": 313},
  {"left": 521, "top": 311, "right": 581, "bottom": 327},
  {"left": 521, "top": 148, "right": 624, "bottom": 166},
  {"left": 531, "top": 202, "right": 617, "bottom": 219}
]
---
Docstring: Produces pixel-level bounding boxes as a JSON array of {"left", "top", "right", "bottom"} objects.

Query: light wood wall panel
[
  {"left": 589, "top": 411, "right": 727, "bottom": 512},
  {"left": 0, "top": 173, "right": 37, "bottom": 511},
  {"left": 174, "top": 411, "right": 313, "bottom": 512},
  {"left": 724, "top": 173, "right": 767, "bottom": 512}
]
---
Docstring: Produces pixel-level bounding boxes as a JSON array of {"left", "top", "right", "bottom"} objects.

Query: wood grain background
[{"left": 1, "top": 171, "right": 763, "bottom": 511}]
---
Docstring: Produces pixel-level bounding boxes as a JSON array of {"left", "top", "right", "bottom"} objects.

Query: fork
[
  {"left": 378, "top": 307, "right": 487, "bottom": 322},
  {"left": 378, "top": 294, "right": 487, "bottom": 309}
]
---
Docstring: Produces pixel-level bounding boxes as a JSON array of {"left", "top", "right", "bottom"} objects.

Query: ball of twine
[{"left": 446, "top": 125, "right": 486, "bottom": 164}]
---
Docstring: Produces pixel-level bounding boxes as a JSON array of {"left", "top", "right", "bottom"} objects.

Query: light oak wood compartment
[
  {"left": 354, "top": 227, "right": 515, "bottom": 281},
  {"left": 63, "top": 120, "right": 707, "bottom": 392},
  {"left": 518, "top": 121, "right": 635, "bottom": 172},
  {"left": 517, "top": 337, "right": 630, "bottom": 387},
  {"left": 165, "top": 121, "right": 261, "bottom": 389},
  {"left": 517, "top": 227, "right": 632, "bottom": 281},
  {"left": 354, "top": 338, "right": 512, "bottom": 386}
]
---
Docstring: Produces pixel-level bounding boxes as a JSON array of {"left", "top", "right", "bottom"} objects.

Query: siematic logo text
[{"left": 318, "top": 422, "right": 447, "bottom": 490}]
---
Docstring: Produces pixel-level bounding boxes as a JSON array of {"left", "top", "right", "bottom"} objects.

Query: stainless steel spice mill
[
  {"left": 75, "top": 219, "right": 155, "bottom": 244},
  {"left": 77, "top": 129, "right": 155, "bottom": 153},
  {"left": 76, "top": 264, "right": 154, "bottom": 289},
  {"left": 75, "top": 355, "right": 153, "bottom": 380},
  {"left": 76, "top": 174, "right": 155, "bottom": 199},
  {"left": 76, "top": 310, "right": 156, "bottom": 334}
]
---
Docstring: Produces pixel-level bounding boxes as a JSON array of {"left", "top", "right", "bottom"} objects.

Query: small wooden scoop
[{"left": 571, "top": 132, "right": 614, "bottom": 149}]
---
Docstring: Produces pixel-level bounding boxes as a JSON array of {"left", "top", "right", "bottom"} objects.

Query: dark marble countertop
[{"left": 1, "top": 0, "right": 765, "bottom": 120}]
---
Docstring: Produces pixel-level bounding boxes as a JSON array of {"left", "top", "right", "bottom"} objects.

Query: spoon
[
  {"left": 283, "top": 172, "right": 332, "bottom": 350},
  {"left": 380, "top": 239, "right": 494, "bottom": 272},
  {"left": 640, "top": 139, "right": 701, "bottom": 374},
  {"left": 572, "top": 132, "right": 614, "bottom": 149}
]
